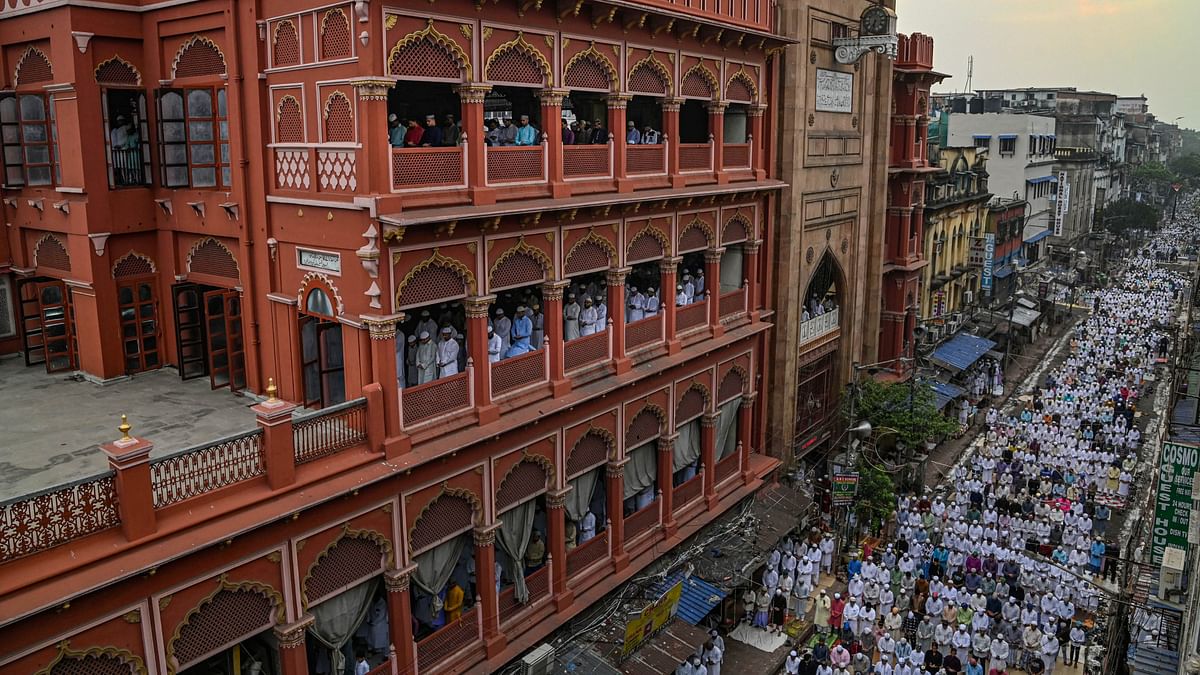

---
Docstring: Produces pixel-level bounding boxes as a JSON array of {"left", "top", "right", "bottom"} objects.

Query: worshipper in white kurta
[
  {"left": 682, "top": 275, "right": 695, "bottom": 304},
  {"left": 595, "top": 293, "right": 608, "bottom": 330},
  {"left": 784, "top": 650, "right": 801, "bottom": 675},
  {"left": 487, "top": 326, "right": 502, "bottom": 363},
  {"left": 701, "top": 639, "right": 722, "bottom": 675},
  {"left": 529, "top": 302, "right": 544, "bottom": 347},
  {"left": 415, "top": 332, "right": 436, "bottom": 383},
  {"left": 416, "top": 310, "right": 437, "bottom": 340},
  {"left": 644, "top": 287, "right": 659, "bottom": 316},
  {"left": 676, "top": 284, "right": 688, "bottom": 309},
  {"left": 580, "top": 297, "right": 599, "bottom": 336},
  {"left": 820, "top": 533, "right": 835, "bottom": 573},
  {"left": 627, "top": 286, "right": 645, "bottom": 322},
  {"left": 694, "top": 269, "right": 705, "bottom": 297},
  {"left": 436, "top": 327, "right": 459, "bottom": 377},
  {"left": 563, "top": 294, "right": 581, "bottom": 341},
  {"left": 493, "top": 308, "right": 511, "bottom": 355}
]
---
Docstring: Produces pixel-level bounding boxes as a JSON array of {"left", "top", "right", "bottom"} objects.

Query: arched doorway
[{"left": 299, "top": 285, "right": 345, "bottom": 408}]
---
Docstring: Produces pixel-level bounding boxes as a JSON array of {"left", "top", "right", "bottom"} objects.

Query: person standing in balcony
[
  {"left": 441, "top": 114, "right": 461, "bottom": 146},
  {"left": 577, "top": 120, "right": 593, "bottom": 144},
  {"left": 444, "top": 581, "right": 464, "bottom": 622},
  {"left": 493, "top": 308, "right": 512, "bottom": 356},
  {"left": 626, "top": 120, "right": 641, "bottom": 145},
  {"left": 563, "top": 293, "right": 581, "bottom": 341},
  {"left": 485, "top": 119, "right": 503, "bottom": 146},
  {"left": 644, "top": 287, "right": 659, "bottom": 316},
  {"left": 419, "top": 114, "right": 443, "bottom": 147},
  {"left": 562, "top": 118, "right": 575, "bottom": 145},
  {"left": 676, "top": 284, "right": 688, "bottom": 309},
  {"left": 405, "top": 334, "right": 418, "bottom": 386},
  {"left": 642, "top": 124, "right": 661, "bottom": 144},
  {"left": 415, "top": 331, "right": 436, "bottom": 384},
  {"left": 592, "top": 118, "right": 609, "bottom": 144},
  {"left": 580, "top": 296, "right": 598, "bottom": 336},
  {"left": 595, "top": 286, "right": 608, "bottom": 330},
  {"left": 507, "top": 306, "right": 533, "bottom": 357},
  {"left": 682, "top": 274, "right": 695, "bottom": 304},
  {"left": 694, "top": 269, "right": 706, "bottom": 297},
  {"left": 437, "top": 327, "right": 460, "bottom": 377},
  {"left": 388, "top": 114, "right": 404, "bottom": 146},
  {"left": 530, "top": 301, "right": 544, "bottom": 347},
  {"left": 403, "top": 118, "right": 423, "bottom": 147},
  {"left": 487, "top": 326, "right": 502, "bottom": 363},
  {"left": 627, "top": 286, "right": 645, "bottom": 322},
  {"left": 501, "top": 118, "right": 518, "bottom": 146},
  {"left": 417, "top": 309, "right": 437, "bottom": 338},
  {"left": 514, "top": 114, "right": 538, "bottom": 146}
]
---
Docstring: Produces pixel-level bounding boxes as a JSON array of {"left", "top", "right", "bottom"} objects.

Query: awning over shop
[
  {"left": 1024, "top": 228, "right": 1053, "bottom": 244},
  {"left": 1027, "top": 175, "right": 1055, "bottom": 184},
  {"left": 930, "top": 381, "right": 966, "bottom": 411},
  {"left": 930, "top": 333, "right": 998, "bottom": 372},
  {"left": 618, "top": 619, "right": 710, "bottom": 675},
  {"left": 1017, "top": 297, "right": 1039, "bottom": 310},
  {"left": 651, "top": 572, "right": 727, "bottom": 626},
  {"left": 993, "top": 265, "right": 1014, "bottom": 279},
  {"left": 1010, "top": 306, "right": 1042, "bottom": 327}
]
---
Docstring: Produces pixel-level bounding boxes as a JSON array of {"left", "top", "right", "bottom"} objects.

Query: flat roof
[{"left": 0, "top": 357, "right": 258, "bottom": 501}]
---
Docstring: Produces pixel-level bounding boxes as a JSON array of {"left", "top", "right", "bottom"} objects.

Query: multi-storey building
[
  {"left": 919, "top": 145, "right": 990, "bottom": 330},
  {"left": 0, "top": 0, "right": 789, "bottom": 673},
  {"left": 876, "top": 33, "right": 945, "bottom": 374},
  {"left": 984, "top": 197, "right": 1027, "bottom": 302}
]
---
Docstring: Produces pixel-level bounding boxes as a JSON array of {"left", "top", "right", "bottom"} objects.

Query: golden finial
[
  {"left": 118, "top": 414, "right": 132, "bottom": 441},
  {"left": 266, "top": 377, "right": 278, "bottom": 403}
]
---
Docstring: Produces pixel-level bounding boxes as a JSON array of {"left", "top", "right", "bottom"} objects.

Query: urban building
[
  {"left": 0, "top": 0, "right": 790, "bottom": 672},
  {"left": 984, "top": 197, "right": 1027, "bottom": 302},
  {"left": 876, "top": 32, "right": 946, "bottom": 374}
]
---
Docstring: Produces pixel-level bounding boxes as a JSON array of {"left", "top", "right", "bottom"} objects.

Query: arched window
[
  {"left": 158, "top": 36, "right": 231, "bottom": 189},
  {"left": 97, "top": 57, "right": 151, "bottom": 188}
]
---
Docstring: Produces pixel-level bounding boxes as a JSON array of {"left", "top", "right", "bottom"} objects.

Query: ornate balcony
[{"left": 799, "top": 307, "right": 840, "bottom": 344}]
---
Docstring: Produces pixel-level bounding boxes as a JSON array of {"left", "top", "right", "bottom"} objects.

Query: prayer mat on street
[{"left": 728, "top": 622, "right": 788, "bottom": 653}]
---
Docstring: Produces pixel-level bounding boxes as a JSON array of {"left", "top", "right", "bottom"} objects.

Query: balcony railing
[
  {"left": 676, "top": 299, "right": 708, "bottom": 334},
  {"left": 624, "top": 501, "right": 660, "bottom": 542},
  {"left": 0, "top": 473, "right": 120, "bottom": 562},
  {"left": 566, "top": 530, "right": 610, "bottom": 579},
  {"left": 498, "top": 565, "right": 551, "bottom": 626},
  {"left": 490, "top": 348, "right": 547, "bottom": 398},
  {"left": 715, "top": 452, "right": 740, "bottom": 485},
  {"left": 721, "top": 142, "right": 751, "bottom": 170},
  {"left": 564, "top": 142, "right": 613, "bottom": 180},
  {"left": 150, "top": 429, "right": 265, "bottom": 508},
  {"left": 564, "top": 330, "right": 610, "bottom": 372},
  {"left": 273, "top": 144, "right": 361, "bottom": 194},
  {"left": 626, "top": 314, "right": 663, "bottom": 351},
  {"left": 486, "top": 143, "right": 547, "bottom": 186},
  {"left": 400, "top": 371, "right": 471, "bottom": 427},
  {"left": 672, "top": 474, "right": 703, "bottom": 510},
  {"left": 799, "top": 307, "right": 840, "bottom": 344},
  {"left": 293, "top": 398, "right": 368, "bottom": 465},
  {"left": 109, "top": 148, "right": 147, "bottom": 187},
  {"left": 626, "top": 142, "right": 668, "bottom": 176},
  {"left": 416, "top": 606, "right": 480, "bottom": 670},
  {"left": 679, "top": 141, "right": 714, "bottom": 173},
  {"left": 719, "top": 288, "right": 746, "bottom": 319},
  {"left": 391, "top": 145, "right": 466, "bottom": 191}
]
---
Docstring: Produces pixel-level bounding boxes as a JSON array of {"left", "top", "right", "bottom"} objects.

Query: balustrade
[
  {"left": 626, "top": 142, "right": 668, "bottom": 176},
  {"left": 624, "top": 501, "right": 660, "bottom": 542},
  {"left": 721, "top": 143, "right": 751, "bottom": 170},
  {"left": 675, "top": 300, "right": 709, "bottom": 334},
  {"left": 566, "top": 531, "right": 610, "bottom": 579},
  {"left": 391, "top": 146, "right": 466, "bottom": 191},
  {"left": 490, "top": 349, "right": 547, "bottom": 398},
  {"left": 678, "top": 142, "right": 714, "bottom": 173},
  {"left": 672, "top": 474, "right": 703, "bottom": 510},
  {"left": 718, "top": 288, "right": 746, "bottom": 318},
  {"left": 150, "top": 429, "right": 265, "bottom": 508},
  {"left": 799, "top": 307, "right": 840, "bottom": 343},
  {"left": 564, "top": 331, "right": 609, "bottom": 372},
  {"left": 415, "top": 606, "right": 480, "bottom": 669},
  {"left": 0, "top": 473, "right": 120, "bottom": 562},
  {"left": 486, "top": 144, "right": 547, "bottom": 186},
  {"left": 400, "top": 372, "right": 471, "bottom": 427},
  {"left": 715, "top": 452, "right": 740, "bottom": 485},
  {"left": 274, "top": 145, "right": 361, "bottom": 194},
  {"left": 563, "top": 143, "right": 613, "bottom": 180},
  {"left": 625, "top": 314, "right": 663, "bottom": 350},
  {"left": 498, "top": 565, "right": 551, "bottom": 626},
  {"left": 293, "top": 398, "right": 368, "bottom": 465}
]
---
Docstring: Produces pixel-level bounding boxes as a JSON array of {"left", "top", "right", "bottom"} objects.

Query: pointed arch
[
  {"left": 496, "top": 456, "right": 552, "bottom": 511},
  {"left": 563, "top": 45, "right": 617, "bottom": 91},
  {"left": 626, "top": 404, "right": 666, "bottom": 446},
  {"left": 276, "top": 95, "right": 303, "bottom": 143},
  {"left": 168, "top": 578, "right": 284, "bottom": 674},
  {"left": 626, "top": 226, "right": 670, "bottom": 263},
  {"left": 302, "top": 526, "right": 393, "bottom": 608},
  {"left": 489, "top": 238, "right": 554, "bottom": 290},
  {"left": 322, "top": 90, "right": 354, "bottom": 143},
  {"left": 726, "top": 70, "right": 758, "bottom": 103},
  {"left": 564, "top": 230, "right": 616, "bottom": 277},
  {"left": 722, "top": 213, "right": 752, "bottom": 245},
  {"left": 676, "top": 382, "right": 711, "bottom": 423},
  {"left": 33, "top": 233, "right": 71, "bottom": 271},
  {"left": 272, "top": 19, "right": 301, "bottom": 67},
  {"left": 395, "top": 250, "right": 476, "bottom": 309},
  {"left": 35, "top": 642, "right": 147, "bottom": 675},
  {"left": 388, "top": 19, "right": 471, "bottom": 81},
  {"left": 186, "top": 237, "right": 240, "bottom": 280},
  {"left": 409, "top": 488, "right": 482, "bottom": 554},
  {"left": 94, "top": 55, "right": 142, "bottom": 87},
  {"left": 680, "top": 63, "right": 718, "bottom": 100},
  {"left": 678, "top": 218, "right": 714, "bottom": 253},
  {"left": 14, "top": 46, "right": 53, "bottom": 87},
  {"left": 567, "top": 427, "right": 615, "bottom": 475},
  {"left": 718, "top": 365, "right": 749, "bottom": 402},
  {"left": 112, "top": 251, "right": 157, "bottom": 278},
  {"left": 170, "top": 35, "right": 227, "bottom": 79},
  {"left": 804, "top": 249, "right": 845, "bottom": 306},
  {"left": 626, "top": 55, "right": 671, "bottom": 96},
  {"left": 297, "top": 271, "right": 345, "bottom": 317},
  {"left": 319, "top": 8, "right": 352, "bottom": 60},
  {"left": 485, "top": 33, "right": 552, "bottom": 87}
]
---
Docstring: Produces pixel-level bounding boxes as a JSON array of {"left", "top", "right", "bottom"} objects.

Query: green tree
[
  {"left": 1133, "top": 162, "right": 1176, "bottom": 184},
  {"left": 854, "top": 464, "right": 896, "bottom": 533},
  {"left": 842, "top": 378, "right": 959, "bottom": 451},
  {"left": 1169, "top": 154, "right": 1200, "bottom": 182},
  {"left": 1099, "top": 198, "right": 1161, "bottom": 235}
]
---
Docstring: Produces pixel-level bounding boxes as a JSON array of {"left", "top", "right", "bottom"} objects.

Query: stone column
[
  {"left": 707, "top": 100, "right": 727, "bottom": 183},
  {"left": 455, "top": 84, "right": 495, "bottom": 205},
  {"left": 705, "top": 248, "right": 726, "bottom": 338},
  {"left": 349, "top": 78, "right": 395, "bottom": 195},
  {"left": 743, "top": 240, "right": 762, "bottom": 322},
  {"left": 748, "top": 103, "right": 768, "bottom": 180},
  {"left": 701, "top": 411, "right": 718, "bottom": 510},
  {"left": 606, "top": 94, "right": 631, "bottom": 189},
  {"left": 658, "top": 432, "right": 678, "bottom": 535},
  {"left": 546, "top": 488, "right": 574, "bottom": 610},
  {"left": 474, "top": 524, "right": 506, "bottom": 655},
  {"left": 100, "top": 416, "right": 156, "bottom": 540},
  {"left": 384, "top": 565, "right": 418, "bottom": 675},
  {"left": 542, "top": 280, "right": 570, "bottom": 396},
  {"left": 363, "top": 316, "right": 403, "bottom": 440},
  {"left": 273, "top": 614, "right": 314, "bottom": 675},
  {"left": 607, "top": 267, "right": 631, "bottom": 374},
  {"left": 254, "top": 380, "right": 298, "bottom": 489},
  {"left": 659, "top": 256, "right": 681, "bottom": 353},
  {"left": 465, "top": 295, "right": 498, "bottom": 424},
  {"left": 605, "top": 459, "right": 629, "bottom": 571},
  {"left": 739, "top": 392, "right": 757, "bottom": 483},
  {"left": 662, "top": 97, "right": 683, "bottom": 187},
  {"left": 539, "top": 88, "right": 570, "bottom": 198}
]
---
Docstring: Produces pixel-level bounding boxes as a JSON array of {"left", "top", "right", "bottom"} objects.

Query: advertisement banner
[
  {"left": 1152, "top": 441, "right": 1200, "bottom": 564},
  {"left": 968, "top": 237, "right": 986, "bottom": 266},
  {"left": 621, "top": 580, "right": 684, "bottom": 658},
  {"left": 981, "top": 233, "right": 996, "bottom": 296},
  {"left": 1053, "top": 171, "right": 1069, "bottom": 237},
  {"left": 832, "top": 473, "right": 860, "bottom": 506}
]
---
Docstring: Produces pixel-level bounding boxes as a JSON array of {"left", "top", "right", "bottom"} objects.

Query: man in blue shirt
[
  {"left": 514, "top": 114, "right": 538, "bottom": 145},
  {"left": 505, "top": 306, "right": 534, "bottom": 357},
  {"left": 387, "top": 114, "right": 403, "bottom": 147},
  {"left": 626, "top": 120, "right": 641, "bottom": 145}
]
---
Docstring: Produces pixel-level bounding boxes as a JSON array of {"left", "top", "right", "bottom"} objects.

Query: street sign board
[
  {"left": 1152, "top": 441, "right": 1200, "bottom": 564},
  {"left": 1053, "top": 171, "right": 1069, "bottom": 237},
  {"left": 620, "top": 579, "right": 684, "bottom": 659},
  {"left": 981, "top": 233, "right": 996, "bottom": 296},
  {"left": 832, "top": 473, "right": 860, "bottom": 506}
]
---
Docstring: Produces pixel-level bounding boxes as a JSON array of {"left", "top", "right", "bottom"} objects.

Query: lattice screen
[
  {"left": 723, "top": 218, "right": 749, "bottom": 243},
  {"left": 49, "top": 655, "right": 134, "bottom": 675},
  {"left": 189, "top": 239, "right": 240, "bottom": 279},
  {"left": 491, "top": 251, "right": 545, "bottom": 290},
  {"left": 627, "top": 64, "right": 667, "bottom": 95},
  {"left": 564, "top": 57, "right": 610, "bottom": 90},
  {"left": 276, "top": 96, "right": 303, "bottom": 143},
  {"left": 726, "top": 77, "right": 754, "bottom": 102},
  {"left": 487, "top": 49, "right": 546, "bottom": 86},
  {"left": 397, "top": 264, "right": 466, "bottom": 308},
  {"left": 676, "top": 387, "right": 706, "bottom": 422},
  {"left": 389, "top": 40, "right": 461, "bottom": 80},
  {"left": 625, "top": 409, "right": 661, "bottom": 447},
  {"left": 681, "top": 71, "right": 714, "bottom": 99},
  {"left": 564, "top": 240, "right": 610, "bottom": 276},
  {"left": 174, "top": 38, "right": 226, "bottom": 78},
  {"left": 34, "top": 235, "right": 71, "bottom": 271},
  {"left": 113, "top": 253, "right": 155, "bottom": 279},
  {"left": 320, "top": 9, "right": 352, "bottom": 60},
  {"left": 679, "top": 226, "right": 709, "bottom": 252},
  {"left": 273, "top": 20, "right": 301, "bottom": 67},
  {"left": 718, "top": 370, "right": 744, "bottom": 402},
  {"left": 324, "top": 92, "right": 354, "bottom": 143},
  {"left": 173, "top": 589, "right": 274, "bottom": 667},
  {"left": 306, "top": 536, "right": 385, "bottom": 604},
  {"left": 95, "top": 59, "right": 139, "bottom": 86},
  {"left": 566, "top": 433, "right": 608, "bottom": 476},
  {"left": 15, "top": 48, "right": 53, "bottom": 85},
  {"left": 409, "top": 495, "right": 473, "bottom": 553},
  {"left": 627, "top": 233, "right": 664, "bottom": 262},
  {"left": 496, "top": 461, "right": 548, "bottom": 511}
]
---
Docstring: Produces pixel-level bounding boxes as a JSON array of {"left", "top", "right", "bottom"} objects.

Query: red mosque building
[{"left": 0, "top": 0, "right": 783, "bottom": 673}]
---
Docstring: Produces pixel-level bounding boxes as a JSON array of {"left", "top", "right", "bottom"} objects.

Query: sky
[{"left": 895, "top": 0, "right": 1197, "bottom": 128}]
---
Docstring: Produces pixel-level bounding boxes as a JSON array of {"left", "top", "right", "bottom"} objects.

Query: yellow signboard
[{"left": 620, "top": 580, "right": 684, "bottom": 659}]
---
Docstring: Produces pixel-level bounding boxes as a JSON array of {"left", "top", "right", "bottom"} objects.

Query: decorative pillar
[
  {"left": 542, "top": 280, "right": 570, "bottom": 396},
  {"left": 748, "top": 103, "right": 768, "bottom": 180},
  {"left": 455, "top": 84, "right": 495, "bottom": 205},
  {"left": 739, "top": 392, "right": 757, "bottom": 483},
  {"left": 701, "top": 411, "right": 718, "bottom": 510},
  {"left": 474, "top": 524, "right": 506, "bottom": 655},
  {"left": 606, "top": 459, "right": 629, "bottom": 571},
  {"left": 659, "top": 256, "right": 681, "bottom": 353},
  {"left": 743, "top": 240, "right": 761, "bottom": 322},
  {"left": 546, "top": 488, "right": 574, "bottom": 610},
  {"left": 662, "top": 97, "right": 683, "bottom": 187},
  {"left": 465, "top": 295, "right": 498, "bottom": 424},
  {"left": 100, "top": 416, "right": 156, "bottom": 540},
  {"left": 707, "top": 100, "right": 727, "bottom": 183},
  {"left": 273, "top": 614, "right": 314, "bottom": 675},
  {"left": 254, "top": 379, "right": 298, "bottom": 489},
  {"left": 364, "top": 316, "right": 403, "bottom": 440},
  {"left": 349, "top": 78, "right": 395, "bottom": 195},
  {"left": 539, "top": 88, "right": 570, "bottom": 198},
  {"left": 607, "top": 267, "right": 631, "bottom": 374},
  {"left": 917, "top": 117, "right": 929, "bottom": 164},
  {"left": 704, "top": 248, "right": 725, "bottom": 338},
  {"left": 607, "top": 94, "right": 631, "bottom": 190},
  {"left": 658, "top": 433, "right": 678, "bottom": 535},
  {"left": 384, "top": 565, "right": 418, "bottom": 675}
]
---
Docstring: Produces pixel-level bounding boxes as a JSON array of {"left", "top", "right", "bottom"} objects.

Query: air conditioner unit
[
  {"left": 1160, "top": 547, "right": 1186, "bottom": 593},
  {"left": 521, "top": 644, "right": 556, "bottom": 675},
  {"left": 946, "top": 318, "right": 961, "bottom": 334},
  {"left": 926, "top": 326, "right": 943, "bottom": 343}
]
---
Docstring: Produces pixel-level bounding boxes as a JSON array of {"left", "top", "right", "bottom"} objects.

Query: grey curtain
[
  {"left": 720, "top": 245, "right": 744, "bottom": 293},
  {"left": 413, "top": 534, "right": 467, "bottom": 598},
  {"left": 309, "top": 578, "right": 379, "bottom": 675},
  {"left": 717, "top": 397, "right": 742, "bottom": 460},
  {"left": 496, "top": 501, "right": 536, "bottom": 604},
  {"left": 623, "top": 441, "right": 658, "bottom": 499},
  {"left": 567, "top": 468, "right": 601, "bottom": 523},
  {"left": 673, "top": 419, "right": 703, "bottom": 472}
]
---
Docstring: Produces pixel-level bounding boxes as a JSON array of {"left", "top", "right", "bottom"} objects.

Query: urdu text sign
[
  {"left": 815, "top": 69, "right": 854, "bottom": 113},
  {"left": 1152, "top": 441, "right": 1199, "bottom": 564},
  {"left": 620, "top": 579, "right": 684, "bottom": 659}
]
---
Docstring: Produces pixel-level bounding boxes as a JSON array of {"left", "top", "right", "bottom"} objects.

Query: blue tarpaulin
[
  {"left": 999, "top": 134, "right": 1018, "bottom": 140},
  {"left": 651, "top": 572, "right": 727, "bottom": 625},
  {"left": 930, "top": 333, "right": 997, "bottom": 372},
  {"left": 930, "top": 381, "right": 965, "bottom": 411},
  {"left": 1027, "top": 175, "right": 1055, "bottom": 184},
  {"left": 1024, "top": 228, "right": 1053, "bottom": 244},
  {"left": 993, "top": 265, "right": 1014, "bottom": 279}
]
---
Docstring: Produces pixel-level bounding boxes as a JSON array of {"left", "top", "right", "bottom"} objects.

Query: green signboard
[
  {"left": 1152, "top": 441, "right": 1199, "bottom": 564},
  {"left": 832, "top": 473, "right": 859, "bottom": 506}
]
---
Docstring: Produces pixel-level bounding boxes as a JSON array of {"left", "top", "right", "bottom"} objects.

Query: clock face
[{"left": 862, "top": 7, "right": 888, "bottom": 35}]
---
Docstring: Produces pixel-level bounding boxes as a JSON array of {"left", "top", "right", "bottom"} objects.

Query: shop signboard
[
  {"left": 832, "top": 473, "right": 860, "bottom": 506},
  {"left": 1152, "top": 441, "right": 1200, "bottom": 564}
]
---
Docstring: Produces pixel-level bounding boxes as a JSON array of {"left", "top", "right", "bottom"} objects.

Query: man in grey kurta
[
  {"left": 563, "top": 293, "right": 581, "bottom": 341},
  {"left": 415, "top": 331, "right": 436, "bottom": 383}
]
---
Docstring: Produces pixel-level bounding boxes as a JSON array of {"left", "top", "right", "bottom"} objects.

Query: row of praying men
[{"left": 801, "top": 296, "right": 837, "bottom": 322}]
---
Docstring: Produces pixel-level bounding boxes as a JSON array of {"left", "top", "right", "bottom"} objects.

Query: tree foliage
[
  {"left": 854, "top": 464, "right": 896, "bottom": 533},
  {"left": 1168, "top": 154, "right": 1200, "bottom": 182},
  {"left": 1100, "top": 198, "right": 1161, "bottom": 235},
  {"left": 843, "top": 377, "right": 959, "bottom": 451},
  {"left": 1133, "top": 162, "right": 1176, "bottom": 184}
]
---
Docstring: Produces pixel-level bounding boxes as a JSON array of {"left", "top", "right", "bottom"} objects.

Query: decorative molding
[
  {"left": 472, "top": 525, "right": 496, "bottom": 547},
  {"left": 296, "top": 270, "right": 346, "bottom": 316},
  {"left": 167, "top": 576, "right": 285, "bottom": 674},
  {"left": 833, "top": 33, "right": 899, "bottom": 65},
  {"left": 302, "top": 525, "right": 394, "bottom": 608},
  {"left": 71, "top": 31, "right": 94, "bottom": 53},
  {"left": 348, "top": 78, "right": 393, "bottom": 101},
  {"left": 563, "top": 44, "right": 617, "bottom": 89},
  {"left": 681, "top": 62, "right": 719, "bottom": 99},
  {"left": 364, "top": 317, "right": 398, "bottom": 340},
  {"left": 389, "top": 19, "right": 472, "bottom": 80},
  {"left": 565, "top": 229, "right": 616, "bottom": 269},
  {"left": 395, "top": 249, "right": 477, "bottom": 306},
  {"left": 626, "top": 225, "right": 671, "bottom": 258},
  {"left": 185, "top": 237, "right": 239, "bottom": 277},
  {"left": 13, "top": 46, "right": 53, "bottom": 87},
  {"left": 628, "top": 53, "right": 672, "bottom": 91},
  {"left": 727, "top": 70, "right": 759, "bottom": 102},
  {"left": 485, "top": 32, "right": 553, "bottom": 86},
  {"left": 170, "top": 34, "right": 226, "bottom": 79},
  {"left": 454, "top": 83, "right": 492, "bottom": 103},
  {"left": 490, "top": 236, "right": 554, "bottom": 285},
  {"left": 33, "top": 642, "right": 148, "bottom": 675},
  {"left": 273, "top": 614, "right": 314, "bottom": 649},
  {"left": 123, "top": 610, "right": 142, "bottom": 624},
  {"left": 111, "top": 250, "right": 157, "bottom": 277},
  {"left": 384, "top": 566, "right": 414, "bottom": 592}
]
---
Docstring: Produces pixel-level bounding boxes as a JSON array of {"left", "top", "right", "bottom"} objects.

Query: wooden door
[
  {"left": 117, "top": 277, "right": 161, "bottom": 374},
  {"left": 18, "top": 278, "right": 75, "bottom": 372},
  {"left": 299, "top": 316, "right": 345, "bottom": 408},
  {"left": 202, "top": 289, "right": 246, "bottom": 392},
  {"left": 172, "top": 283, "right": 208, "bottom": 380}
]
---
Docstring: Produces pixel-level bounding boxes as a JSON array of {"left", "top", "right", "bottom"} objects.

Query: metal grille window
[
  {"left": 0, "top": 93, "right": 57, "bottom": 186},
  {"left": 157, "top": 87, "right": 231, "bottom": 189},
  {"left": 103, "top": 89, "right": 152, "bottom": 188}
]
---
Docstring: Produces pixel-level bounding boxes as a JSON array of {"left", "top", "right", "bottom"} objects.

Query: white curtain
[
  {"left": 567, "top": 468, "right": 601, "bottom": 523},
  {"left": 413, "top": 535, "right": 467, "bottom": 597},
  {"left": 309, "top": 578, "right": 379, "bottom": 675},
  {"left": 623, "top": 441, "right": 658, "bottom": 499},
  {"left": 717, "top": 397, "right": 742, "bottom": 460},
  {"left": 673, "top": 419, "right": 703, "bottom": 472},
  {"left": 496, "top": 501, "right": 536, "bottom": 604},
  {"left": 720, "top": 245, "right": 744, "bottom": 293}
]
